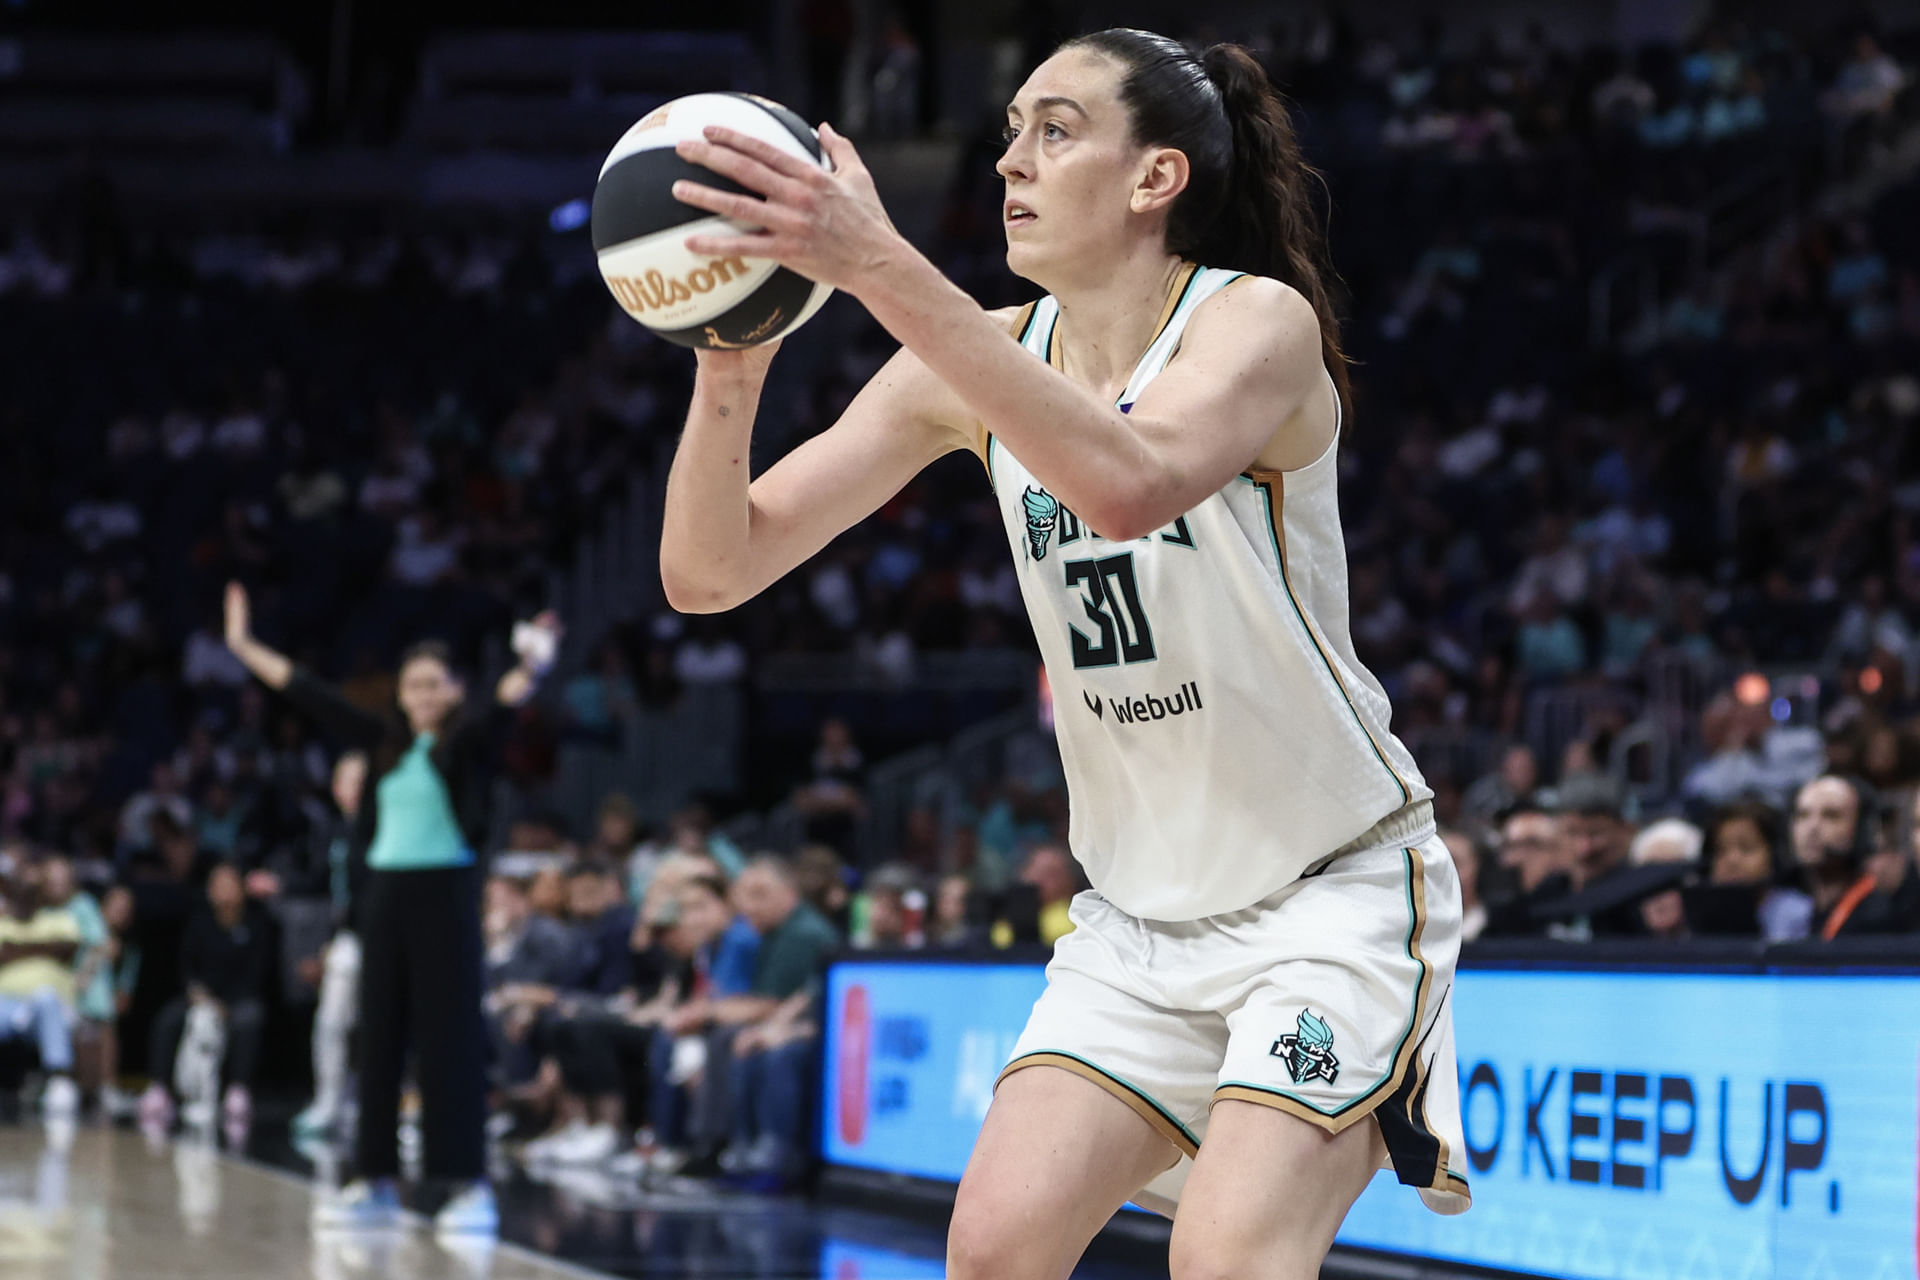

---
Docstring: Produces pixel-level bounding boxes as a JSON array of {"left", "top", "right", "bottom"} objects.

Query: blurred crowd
[{"left": 0, "top": 11, "right": 1917, "bottom": 1196}]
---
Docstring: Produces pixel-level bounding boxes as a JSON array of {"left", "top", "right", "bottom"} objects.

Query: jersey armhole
[{"left": 975, "top": 301, "right": 1041, "bottom": 481}]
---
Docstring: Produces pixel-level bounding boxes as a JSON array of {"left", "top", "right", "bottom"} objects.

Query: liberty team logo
[
  {"left": 1273, "top": 1009, "right": 1340, "bottom": 1085},
  {"left": 1021, "top": 486, "right": 1059, "bottom": 560}
]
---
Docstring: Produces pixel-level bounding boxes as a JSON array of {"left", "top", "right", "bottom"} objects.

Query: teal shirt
[
  {"left": 364, "top": 735, "right": 475, "bottom": 871},
  {"left": 64, "top": 892, "right": 114, "bottom": 1021}
]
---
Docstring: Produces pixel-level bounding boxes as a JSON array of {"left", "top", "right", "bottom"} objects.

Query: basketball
[{"left": 593, "top": 93, "right": 835, "bottom": 349}]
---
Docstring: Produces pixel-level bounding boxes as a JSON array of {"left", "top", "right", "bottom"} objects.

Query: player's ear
[{"left": 1130, "top": 147, "right": 1190, "bottom": 216}]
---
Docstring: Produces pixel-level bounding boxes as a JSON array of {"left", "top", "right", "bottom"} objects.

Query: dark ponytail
[{"left": 1061, "top": 30, "right": 1352, "bottom": 420}]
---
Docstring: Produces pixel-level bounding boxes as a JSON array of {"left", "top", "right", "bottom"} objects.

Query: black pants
[
  {"left": 149, "top": 997, "right": 264, "bottom": 1090},
  {"left": 554, "top": 1013, "right": 654, "bottom": 1100},
  {"left": 356, "top": 865, "right": 487, "bottom": 1182}
]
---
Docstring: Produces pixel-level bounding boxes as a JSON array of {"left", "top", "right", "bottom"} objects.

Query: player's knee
[
  {"left": 946, "top": 1190, "right": 1048, "bottom": 1280},
  {"left": 1168, "top": 1222, "right": 1317, "bottom": 1280}
]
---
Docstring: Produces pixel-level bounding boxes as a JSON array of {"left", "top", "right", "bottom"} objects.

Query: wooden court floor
[{"left": 0, "top": 1124, "right": 611, "bottom": 1280}]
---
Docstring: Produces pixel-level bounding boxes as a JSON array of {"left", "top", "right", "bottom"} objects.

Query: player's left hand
[{"left": 672, "top": 122, "right": 904, "bottom": 296}]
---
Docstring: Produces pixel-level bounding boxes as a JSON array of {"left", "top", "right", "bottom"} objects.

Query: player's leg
[
  {"left": 946, "top": 1063, "right": 1180, "bottom": 1280},
  {"left": 1167, "top": 1101, "right": 1381, "bottom": 1280},
  {"left": 1168, "top": 829, "right": 1472, "bottom": 1279},
  {"left": 950, "top": 890, "right": 1222, "bottom": 1280}
]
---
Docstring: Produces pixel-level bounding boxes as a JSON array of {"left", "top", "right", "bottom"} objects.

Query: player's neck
[{"left": 1047, "top": 250, "right": 1187, "bottom": 398}]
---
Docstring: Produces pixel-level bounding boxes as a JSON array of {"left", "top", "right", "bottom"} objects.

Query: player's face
[{"left": 997, "top": 49, "right": 1152, "bottom": 282}]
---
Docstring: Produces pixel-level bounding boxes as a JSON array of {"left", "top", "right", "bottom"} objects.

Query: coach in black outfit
[{"left": 223, "top": 581, "right": 558, "bottom": 1236}]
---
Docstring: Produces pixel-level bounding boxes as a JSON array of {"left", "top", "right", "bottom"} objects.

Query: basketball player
[{"left": 663, "top": 29, "right": 1469, "bottom": 1278}]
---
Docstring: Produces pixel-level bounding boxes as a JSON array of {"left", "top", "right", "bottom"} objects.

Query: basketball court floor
[
  {"left": 0, "top": 1121, "right": 1170, "bottom": 1279},
  {"left": 0, "top": 1120, "right": 1471, "bottom": 1278}
]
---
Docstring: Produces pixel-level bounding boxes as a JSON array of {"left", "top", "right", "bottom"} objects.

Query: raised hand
[{"left": 224, "top": 581, "right": 252, "bottom": 649}]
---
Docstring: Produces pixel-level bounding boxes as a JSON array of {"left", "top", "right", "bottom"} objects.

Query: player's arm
[
  {"left": 659, "top": 313, "right": 1013, "bottom": 614},
  {"left": 871, "top": 270, "right": 1328, "bottom": 536},
  {"left": 672, "top": 126, "right": 1325, "bottom": 540}
]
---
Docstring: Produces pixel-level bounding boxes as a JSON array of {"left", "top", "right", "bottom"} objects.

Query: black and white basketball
[{"left": 593, "top": 93, "right": 834, "bottom": 349}]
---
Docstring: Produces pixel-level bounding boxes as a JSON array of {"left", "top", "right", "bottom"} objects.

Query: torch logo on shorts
[{"left": 1273, "top": 1008, "right": 1340, "bottom": 1086}]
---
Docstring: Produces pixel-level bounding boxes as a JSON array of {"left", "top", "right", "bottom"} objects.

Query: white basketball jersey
[{"left": 989, "top": 263, "right": 1431, "bottom": 921}]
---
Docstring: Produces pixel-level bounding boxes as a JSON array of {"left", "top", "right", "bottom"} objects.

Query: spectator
[
  {"left": 38, "top": 855, "right": 118, "bottom": 1112},
  {"left": 1682, "top": 693, "right": 1823, "bottom": 808},
  {"left": 792, "top": 843, "right": 853, "bottom": 933},
  {"left": 1557, "top": 774, "right": 1635, "bottom": 890},
  {"left": 1790, "top": 775, "right": 1904, "bottom": 939},
  {"left": 1460, "top": 743, "right": 1540, "bottom": 834},
  {"left": 0, "top": 856, "right": 82, "bottom": 1118},
  {"left": 1824, "top": 33, "right": 1908, "bottom": 122},
  {"left": 1885, "top": 788, "right": 1920, "bottom": 931},
  {"left": 118, "top": 764, "right": 193, "bottom": 858},
  {"left": 856, "top": 863, "right": 924, "bottom": 949},
  {"left": 292, "top": 750, "right": 369, "bottom": 1143},
  {"left": 586, "top": 793, "right": 642, "bottom": 870},
  {"left": 483, "top": 874, "right": 580, "bottom": 1089},
  {"left": 1627, "top": 818, "right": 1704, "bottom": 940},
  {"left": 139, "top": 862, "right": 273, "bottom": 1130},
  {"left": 718, "top": 856, "right": 841, "bottom": 1183},
  {"left": 792, "top": 719, "right": 866, "bottom": 855},
  {"left": 561, "top": 642, "right": 635, "bottom": 747},
  {"left": 524, "top": 874, "right": 740, "bottom": 1169},
  {"left": 1512, "top": 590, "right": 1587, "bottom": 681},
  {"left": 1018, "top": 844, "right": 1081, "bottom": 947},
  {"left": 930, "top": 872, "right": 979, "bottom": 947},
  {"left": 654, "top": 856, "right": 839, "bottom": 1177},
  {"left": 564, "top": 862, "right": 638, "bottom": 996},
  {"left": 673, "top": 617, "right": 748, "bottom": 686},
  {"left": 528, "top": 864, "right": 570, "bottom": 922},
  {"left": 1483, "top": 796, "right": 1573, "bottom": 937},
  {"left": 1702, "top": 801, "right": 1807, "bottom": 941}
]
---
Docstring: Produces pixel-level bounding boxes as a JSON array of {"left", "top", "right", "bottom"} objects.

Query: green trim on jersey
[{"left": 1241, "top": 475, "right": 1413, "bottom": 807}]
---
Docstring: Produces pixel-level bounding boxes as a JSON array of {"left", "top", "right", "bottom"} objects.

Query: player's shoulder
[
  {"left": 1183, "top": 271, "right": 1321, "bottom": 366},
  {"left": 1193, "top": 272, "right": 1316, "bottom": 331}
]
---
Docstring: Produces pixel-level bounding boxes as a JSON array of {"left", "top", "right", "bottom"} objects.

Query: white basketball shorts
[{"left": 998, "top": 800, "right": 1471, "bottom": 1218}]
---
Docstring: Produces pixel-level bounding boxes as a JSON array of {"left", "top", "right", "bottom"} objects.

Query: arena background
[{"left": 0, "top": 1, "right": 1917, "bottom": 1277}]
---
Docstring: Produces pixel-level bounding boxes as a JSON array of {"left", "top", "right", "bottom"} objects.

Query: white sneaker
[
  {"left": 644, "top": 1146, "right": 687, "bottom": 1176},
  {"left": 138, "top": 1083, "right": 174, "bottom": 1130},
  {"left": 41, "top": 1076, "right": 80, "bottom": 1119},
  {"left": 433, "top": 1182, "right": 497, "bottom": 1237},
  {"left": 605, "top": 1149, "right": 647, "bottom": 1179},
  {"left": 101, "top": 1084, "right": 139, "bottom": 1122},
  {"left": 547, "top": 1123, "right": 619, "bottom": 1167},
  {"left": 520, "top": 1120, "right": 585, "bottom": 1164},
  {"left": 312, "top": 1179, "right": 404, "bottom": 1231}
]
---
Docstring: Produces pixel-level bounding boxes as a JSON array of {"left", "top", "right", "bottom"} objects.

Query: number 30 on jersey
[{"left": 1065, "top": 554, "right": 1156, "bottom": 668}]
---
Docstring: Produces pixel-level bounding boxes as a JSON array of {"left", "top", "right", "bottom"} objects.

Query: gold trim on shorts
[
  {"left": 1210, "top": 847, "right": 1435, "bottom": 1136},
  {"left": 999, "top": 1052, "right": 1200, "bottom": 1159}
]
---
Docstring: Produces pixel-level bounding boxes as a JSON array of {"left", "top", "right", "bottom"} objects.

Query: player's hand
[
  {"left": 224, "top": 581, "right": 252, "bottom": 649},
  {"left": 672, "top": 122, "right": 903, "bottom": 296}
]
